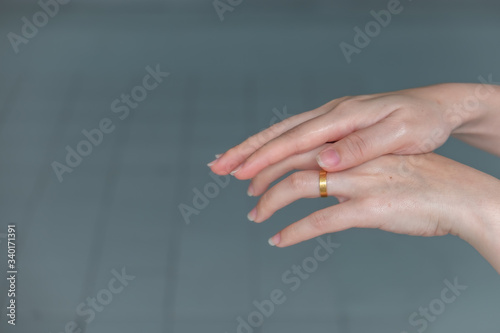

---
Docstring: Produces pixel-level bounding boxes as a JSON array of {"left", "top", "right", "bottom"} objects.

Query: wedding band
[{"left": 319, "top": 170, "right": 328, "bottom": 197}]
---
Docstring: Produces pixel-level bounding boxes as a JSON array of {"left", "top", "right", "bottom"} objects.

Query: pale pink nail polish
[
  {"left": 247, "top": 208, "right": 257, "bottom": 222},
  {"left": 247, "top": 184, "right": 254, "bottom": 197},
  {"left": 230, "top": 164, "right": 242, "bottom": 176},
  {"left": 207, "top": 154, "right": 223, "bottom": 167},
  {"left": 268, "top": 233, "right": 281, "bottom": 246}
]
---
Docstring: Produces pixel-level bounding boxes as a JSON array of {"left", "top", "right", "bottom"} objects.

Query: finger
[
  {"left": 249, "top": 145, "right": 329, "bottom": 197},
  {"left": 231, "top": 111, "right": 353, "bottom": 180},
  {"left": 230, "top": 98, "right": 389, "bottom": 180},
  {"left": 233, "top": 97, "right": 401, "bottom": 179},
  {"left": 210, "top": 106, "right": 332, "bottom": 175},
  {"left": 316, "top": 116, "right": 408, "bottom": 172},
  {"left": 269, "top": 200, "right": 372, "bottom": 247},
  {"left": 248, "top": 170, "right": 355, "bottom": 223}
]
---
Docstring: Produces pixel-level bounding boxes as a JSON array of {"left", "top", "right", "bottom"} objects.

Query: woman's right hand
[{"left": 210, "top": 83, "right": 500, "bottom": 181}]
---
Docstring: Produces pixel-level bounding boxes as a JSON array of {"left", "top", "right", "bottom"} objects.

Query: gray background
[{"left": 0, "top": 0, "right": 499, "bottom": 332}]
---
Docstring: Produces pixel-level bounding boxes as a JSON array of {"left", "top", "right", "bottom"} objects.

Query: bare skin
[
  {"left": 248, "top": 153, "right": 500, "bottom": 274},
  {"left": 209, "top": 83, "right": 500, "bottom": 274}
]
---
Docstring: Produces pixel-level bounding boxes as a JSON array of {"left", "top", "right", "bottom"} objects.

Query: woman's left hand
[{"left": 247, "top": 152, "right": 500, "bottom": 272}]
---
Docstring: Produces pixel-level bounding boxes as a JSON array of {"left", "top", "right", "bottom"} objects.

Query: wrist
[
  {"left": 482, "top": 193, "right": 500, "bottom": 273},
  {"left": 457, "top": 84, "right": 498, "bottom": 129},
  {"left": 462, "top": 179, "right": 500, "bottom": 274},
  {"left": 406, "top": 83, "right": 480, "bottom": 134},
  {"left": 433, "top": 83, "right": 495, "bottom": 133}
]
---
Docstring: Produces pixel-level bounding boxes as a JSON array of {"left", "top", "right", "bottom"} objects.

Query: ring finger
[{"left": 248, "top": 170, "right": 356, "bottom": 223}]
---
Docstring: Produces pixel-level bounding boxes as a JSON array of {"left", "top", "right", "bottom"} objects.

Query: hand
[
  {"left": 209, "top": 83, "right": 500, "bottom": 179},
  {"left": 247, "top": 153, "right": 500, "bottom": 273}
]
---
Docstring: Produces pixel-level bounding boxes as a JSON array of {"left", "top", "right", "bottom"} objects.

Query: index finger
[
  {"left": 231, "top": 111, "right": 354, "bottom": 180},
  {"left": 210, "top": 99, "right": 344, "bottom": 175}
]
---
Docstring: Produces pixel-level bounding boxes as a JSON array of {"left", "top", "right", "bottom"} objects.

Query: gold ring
[{"left": 319, "top": 170, "right": 328, "bottom": 197}]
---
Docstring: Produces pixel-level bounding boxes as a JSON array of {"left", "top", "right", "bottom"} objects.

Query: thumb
[{"left": 316, "top": 120, "right": 403, "bottom": 172}]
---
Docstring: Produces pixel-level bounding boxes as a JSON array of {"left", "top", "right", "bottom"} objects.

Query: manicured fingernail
[
  {"left": 268, "top": 233, "right": 281, "bottom": 246},
  {"left": 230, "top": 164, "right": 242, "bottom": 176},
  {"left": 247, "top": 184, "right": 254, "bottom": 197},
  {"left": 247, "top": 208, "right": 257, "bottom": 222},
  {"left": 207, "top": 154, "right": 223, "bottom": 167},
  {"left": 317, "top": 149, "right": 340, "bottom": 168}
]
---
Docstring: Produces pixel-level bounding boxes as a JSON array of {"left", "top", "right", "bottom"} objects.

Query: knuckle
[
  {"left": 264, "top": 123, "right": 281, "bottom": 140},
  {"left": 247, "top": 125, "right": 279, "bottom": 152},
  {"left": 335, "top": 96, "right": 364, "bottom": 114},
  {"left": 223, "top": 147, "right": 242, "bottom": 171},
  {"left": 257, "top": 145, "right": 281, "bottom": 170},
  {"left": 342, "top": 133, "right": 370, "bottom": 159},
  {"left": 259, "top": 183, "right": 276, "bottom": 204},
  {"left": 280, "top": 128, "right": 304, "bottom": 153},
  {"left": 359, "top": 196, "right": 383, "bottom": 213},
  {"left": 265, "top": 116, "right": 293, "bottom": 142},
  {"left": 285, "top": 223, "right": 301, "bottom": 242},
  {"left": 275, "top": 115, "right": 293, "bottom": 130},
  {"left": 259, "top": 189, "right": 274, "bottom": 212},
  {"left": 245, "top": 133, "right": 264, "bottom": 151},
  {"left": 309, "top": 212, "right": 329, "bottom": 231},
  {"left": 288, "top": 172, "right": 308, "bottom": 191},
  {"left": 394, "top": 120, "right": 410, "bottom": 138}
]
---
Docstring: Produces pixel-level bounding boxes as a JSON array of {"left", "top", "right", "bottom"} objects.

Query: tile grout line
[
  {"left": 16, "top": 74, "right": 83, "bottom": 247},
  {"left": 73, "top": 120, "right": 132, "bottom": 333},
  {"left": 242, "top": 76, "right": 264, "bottom": 333},
  {"left": 162, "top": 75, "right": 199, "bottom": 333},
  {"left": 0, "top": 73, "right": 82, "bottom": 325},
  {"left": 0, "top": 73, "right": 26, "bottom": 134},
  {"left": 71, "top": 76, "right": 141, "bottom": 332},
  {"left": 301, "top": 73, "right": 351, "bottom": 333}
]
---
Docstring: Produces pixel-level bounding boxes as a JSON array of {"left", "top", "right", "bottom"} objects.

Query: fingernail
[
  {"left": 268, "top": 233, "right": 281, "bottom": 246},
  {"left": 230, "top": 164, "right": 242, "bottom": 176},
  {"left": 247, "top": 184, "right": 254, "bottom": 197},
  {"left": 317, "top": 149, "right": 340, "bottom": 168},
  {"left": 247, "top": 208, "right": 257, "bottom": 222},
  {"left": 207, "top": 154, "right": 223, "bottom": 167}
]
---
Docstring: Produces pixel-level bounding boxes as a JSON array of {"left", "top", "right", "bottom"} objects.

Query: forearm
[
  {"left": 462, "top": 178, "right": 500, "bottom": 274},
  {"left": 400, "top": 82, "right": 500, "bottom": 155},
  {"left": 426, "top": 83, "right": 500, "bottom": 271},
  {"left": 472, "top": 212, "right": 500, "bottom": 275},
  {"left": 438, "top": 83, "right": 500, "bottom": 156}
]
